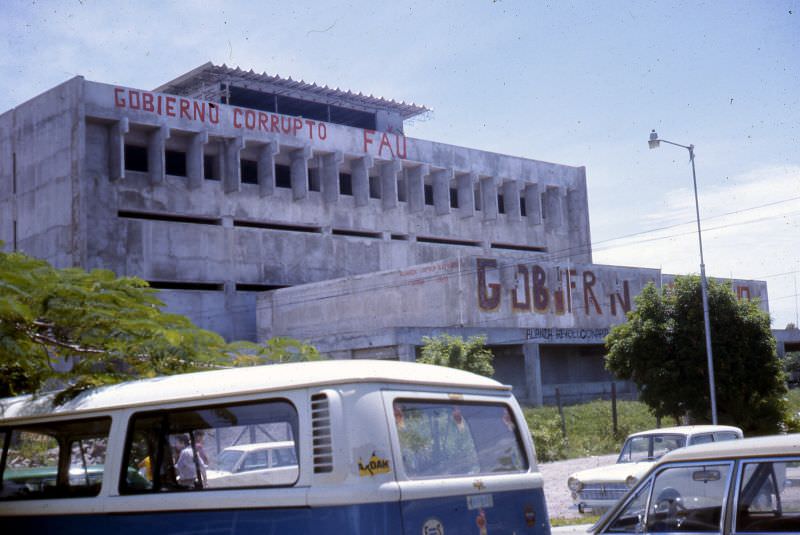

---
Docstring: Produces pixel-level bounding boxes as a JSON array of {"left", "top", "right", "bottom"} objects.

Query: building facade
[{"left": 0, "top": 63, "right": 768, "bottom": 404}]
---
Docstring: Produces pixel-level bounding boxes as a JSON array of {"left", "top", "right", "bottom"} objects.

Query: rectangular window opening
[
  {"left": 497, "top": 194, "right": 505, "bottom": 214},
  {"left": 397, "top": 177, "right": 407, "bottom": 202},
  {"left": 117, "top": 210, "right": 220, "bottom": 226},
  {"left": 204, "top": 155, "right": 219, "bottom": 180},
  {"left": 391, "top": 234, "right": 409, "bottom": 241},
  {"left": 491, "top": 243, "right": 547, "bottom": 253},
  {"left": 339, "top": 173, "right": 353, "bottom": 195},
  {"left": 474, "top": 188, "right": 482, "bottom": 211},
  {"left": 331, "top": 228, "right": 382, "bottom": 239},
  {"left": 12, "top": 152, "right": 16, "bottom": 194},
  {"left": 308, "top": 168, "right": 321, "bottom": 192},
  {"left": 147, "top": 281, "right": 224, "bottom": 291},
  {"left": 424, "top": 184, "right": 434, "bottom": 206},
  {"left": 417, "top": 236, "right": 481, "bottom": 247},
  {"left": 235, "top": 283, "right": 288, "bottom": 292},
  {"left": 450, "top": 188, "right": 459, "bottom": 208},
  {"left": 241, "top": 159, "right": 258, "bottom": 185},
  {"left": 369, "top": 176, "right": 381, "bottom": 199},
  {"left": 541, "top": 192, "right": 547, "bottom": 219},
  {"left": 520, "top": 196, "right": 527, "bottom": 217},
  {"left": 233, "top": 220, "right": 322, "bottom": 234},
  {"left": 275, "top": 164, "right": 291, "bottom": 189},
  {"left": 124, "top": 144, "right": 148, "bottom": 173},
  {"left": 165, "top": 150, "right": 187, "bottom": 177}
]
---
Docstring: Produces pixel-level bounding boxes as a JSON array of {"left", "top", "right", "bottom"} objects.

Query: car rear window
[{"left": 393, "top": 400, "right": 528, "bottom": 479}]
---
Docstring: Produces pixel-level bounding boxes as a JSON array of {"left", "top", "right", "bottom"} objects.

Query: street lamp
[{"left": 648, "top": 129, "right": 718, "bottom": 425}]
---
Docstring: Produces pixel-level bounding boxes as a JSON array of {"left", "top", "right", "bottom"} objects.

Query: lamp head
[{"left": 648, "top": 129, "right": 660, "bottom": 149}]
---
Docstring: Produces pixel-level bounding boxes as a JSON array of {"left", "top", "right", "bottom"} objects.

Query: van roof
[
  {"left": 0, "top": 359, "right": 509, "bottom": 421},
  {"left": 657, "top": 433, "right": 800, "bottom": 464}
]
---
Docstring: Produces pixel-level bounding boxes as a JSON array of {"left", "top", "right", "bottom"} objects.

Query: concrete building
[{"left": 0, "top": 62, "right": 769, "bottom": 404}]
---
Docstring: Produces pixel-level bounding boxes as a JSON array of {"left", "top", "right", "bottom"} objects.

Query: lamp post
[{"left": 648, "top": 130, "right": 718, "bottom": 425}]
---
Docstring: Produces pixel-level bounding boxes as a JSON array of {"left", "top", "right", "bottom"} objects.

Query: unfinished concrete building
[{"left": 0, "top": 63, "right": 768, "bottom": 404}]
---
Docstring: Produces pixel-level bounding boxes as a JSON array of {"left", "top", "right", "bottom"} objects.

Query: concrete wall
[{"left": 0, "top": 77, "right": 84, "bottom": 267}]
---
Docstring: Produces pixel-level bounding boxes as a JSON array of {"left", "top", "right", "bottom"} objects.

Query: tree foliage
[
  {"left": 605, "top": 275, "right": 786, "bottom": 434},
  {"left": 0, "top": 248, "right": 318, "bottom": 401},
  {"left": 418, "top": 334, "right": 494, "bottom": 377}
]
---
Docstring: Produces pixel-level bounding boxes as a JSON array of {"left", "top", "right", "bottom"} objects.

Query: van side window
[
  {"left": 714, "top": 431, "right": 740, "bottom": 442},
  {"left": 0, "top": 417, "right": 111, "bottom": 500},
  {"left": 120, "top": 399, "right": 298, "bottom": 493},
  {"left": 393, "top": 401, "right": 527, "bottom": 479},
  {"left": 736, "top": 460, "right": 800, "bottom": 532}
]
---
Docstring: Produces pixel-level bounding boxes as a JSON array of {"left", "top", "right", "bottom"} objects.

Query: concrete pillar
[
  {"left": 322, "top": 151, "right": 344, "bottom": 204},
  {"left": 223, "top": 136, "right": 244, "bottom": 193},
  {"left": 351, "top": 155, "right": 373, "bottom": 207},
  {"left": 432, "top": 168, "right": 453, "bottom": 216},
  {"left": 147, "top": 124, "right": 169, "bottom": 185},
  {"left": 258, "top": 140, "right": 279, "bottom": 197},
  {"left": 480, "top": 177, "right": 498, "bottom": 220},
  {"left": 186, "top": 130, "right": 208, "bottom": 190},
  {"left": 545, "top": 185, "right": 563, "bottom": 228},
  {"left": 397, "top": 344, "right": 416, "bottom": 362},
  {"left": 290, "top": 146, "right": 312, "bottom": 201},
  {"left": 457, "top": 172, "right": 475, "bottom": 218},
  {"left": 406, "top": 164, "right": 428, "bottom": 213},
  {"left": 523, "top": 342, "right": 544, "bottom": 406},
  {"left": 525, "top": 182, "right": 542, "bottom": 225},
  {"left": 108, "top": 117, "right": 128, "bottom": 181},
  {"left": 503, "top": 180, "right": 521, "bottom": 219},
  {"left": 381, "top": 160, "right": 401, "bottom": 210}
]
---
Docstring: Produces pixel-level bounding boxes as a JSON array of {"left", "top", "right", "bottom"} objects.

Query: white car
[
  {"left": 589, "top": 433, "right": 800, "bottom": 534},
  {"left": 206, "top": 441, "right": 298, "bottom": 488},
  {"left": 568, "top": 425, "right": 742, "bottom": 513}
]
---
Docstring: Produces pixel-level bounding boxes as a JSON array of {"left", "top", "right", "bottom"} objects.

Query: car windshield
[
  {"left": 216, "top": 450, "right": 243, "bottom": 473},
  {"left": 618, "top": 434, "right": 685, "bottom": 463}
]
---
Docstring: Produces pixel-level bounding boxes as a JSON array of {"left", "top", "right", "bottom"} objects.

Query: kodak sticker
[{"left": 357, "top": 451, "right": 391, "bottom": 477}]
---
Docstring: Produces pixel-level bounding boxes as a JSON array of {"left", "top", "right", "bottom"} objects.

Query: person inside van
[{"left": 175, "top": 432, "right": 208, "bottom": 488}]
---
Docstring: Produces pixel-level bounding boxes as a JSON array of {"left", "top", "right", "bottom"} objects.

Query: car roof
[
  {"left": 0, "top": 360, "right": 509, "bottom": 422},
  {"left": 627, "top": 424, "right": 742, "bottom": 439},
  {"left": 222, "top": 441, "right": 295, "bottom": 453},
  {"left": 657, "top": 433, "right": 800, "bottom": 464}
]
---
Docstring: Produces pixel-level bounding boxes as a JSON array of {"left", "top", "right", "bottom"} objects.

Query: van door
[{"left": 383, "top": 392, "right": 549, "bottom": 534}]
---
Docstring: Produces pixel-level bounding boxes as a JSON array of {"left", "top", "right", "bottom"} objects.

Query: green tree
[
  {"left": 0, "top": 247, "right": 318, "bottom": 400},
  {"left": 418, "top": 334, "right": 494, "bottom": 377},
  {"left": 605, "top": 275, "right": 786, "bottom": 434}
]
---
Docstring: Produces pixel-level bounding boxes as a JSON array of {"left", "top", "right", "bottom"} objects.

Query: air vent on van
[{"left": 311, "top": 392, "right": 334, "bottom": 473}]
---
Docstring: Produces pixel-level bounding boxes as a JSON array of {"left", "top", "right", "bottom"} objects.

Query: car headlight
[
  {"left": 568, "top": 477, "right": 583, "bottom": 492},
  {"left": 625, "top": 475, "right": 638, "bottom": 488}
]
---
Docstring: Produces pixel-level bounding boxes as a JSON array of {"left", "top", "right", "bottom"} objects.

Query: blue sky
[{"left": 2, "top": 0, "right": 798, "bottom": 328}]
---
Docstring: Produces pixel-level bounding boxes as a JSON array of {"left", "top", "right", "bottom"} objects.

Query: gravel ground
[{"left": 540, "top": 453, "right": 618, "bottom": 520}]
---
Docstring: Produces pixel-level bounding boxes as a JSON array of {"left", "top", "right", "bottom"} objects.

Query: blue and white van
[{"left": 0, "top": 360, "right": 550, "bottom": 534}]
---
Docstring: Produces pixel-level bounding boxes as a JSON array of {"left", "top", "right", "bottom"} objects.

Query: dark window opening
[
  {"left": 227, "top": 86, "right": 276, "bottom": 112},
  {"left": 491, "top": 243, "right": 547, "bottom": 253},
  {"left": 147, "top": 281, "right": 224, "bottom": 291},
  {"left": 369, "top": 176, "right": 381, "bottom": 199},
  {"left": 308, "top": 168, "right": 321, "bottom": 192},
  {"left": 391, "top": 234, "right": 408, "bottom": 241},
  {"left": 332, "top": 229, "right": 382, "bottom": 239},
  {"left": 424, "top": 184, "right": 434, "bottom": 206},
  {"left": 124, "top": 144, "right": 148, "bottom": 172},
  {"left": 276, "top": 164, "right": 291, "bottom": 188},
  {"left": 12, "top": 152, "right": 16, "bottom": 194},
  {"left": 204, "top": 155, "right": 219, "bottom": 180},
  {"left": 397, "top": 178, "right": 407, "bottom": 202},
  {"left": 450, "top": 188, "right": 459, "bottom": 208},
  {"left": 118, "top": 210, "right": 221, "bottom": 226},
  {"left": 498, "top": 194, "right": 505, "bottom": 214},
  {"left": 241, "top": 159, "right": 258, "bottom": 184},
  {"left": 235, "top": 283, "right": 288, "bottom": 292},
  {"left": 339, "top": 173, "right": 352, "bottom": 195},
  {"left": 541, "top": 193, "right": 547, "bottom": 219},
  {"left": 417, "top": 236, "right": 481, "bottom": 247},
  {"left": 277, "top": 95, "right": 328, "bottom": 122},
  {"left": 234, "top": 220, "right": 322, "bottom": 234},
  {"left": 474, "top": 188, "right": 482, "bottom": 211},
  {"left": 165, "top": 150, "right": 187, "bottom": 177},
  {"left": 330, "top": 105, "right": 376, "bottom": 130},
  {"left": 520, "top": 196, "right": 527, "bottom": 217}
]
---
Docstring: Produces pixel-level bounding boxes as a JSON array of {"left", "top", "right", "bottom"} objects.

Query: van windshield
[{"left": 394, "top": 400, "right": 528, "bottom": 479}]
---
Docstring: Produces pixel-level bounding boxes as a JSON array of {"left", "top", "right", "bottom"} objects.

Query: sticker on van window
[
  {"left": 358, "top": 452, "right": 391, "bottom": 477},
  {"left": 422, "top": 518, "right": 444, "bottom": 535}
]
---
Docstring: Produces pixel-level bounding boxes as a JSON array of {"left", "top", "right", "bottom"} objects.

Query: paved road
[{"left": 539, "top": 453, "right": 618, "bottom": 520}]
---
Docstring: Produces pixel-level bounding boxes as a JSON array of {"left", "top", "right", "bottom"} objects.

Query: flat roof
[
  {"left": 155, "top": 62, "right": 430, "bottom": 120},
  {"left": 627, "top": 425, "right": 743, "bottom": 438},
  {"left": 0, "top": 360, "right": 509, "bottom": 421},
  {"left": 659, "top": 433, "right": 800, "bottom": 463}
]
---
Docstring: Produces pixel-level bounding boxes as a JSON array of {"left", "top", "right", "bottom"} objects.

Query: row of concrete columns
[{"left": 109, "top": 121, "right": 568, "bottom": 226}]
